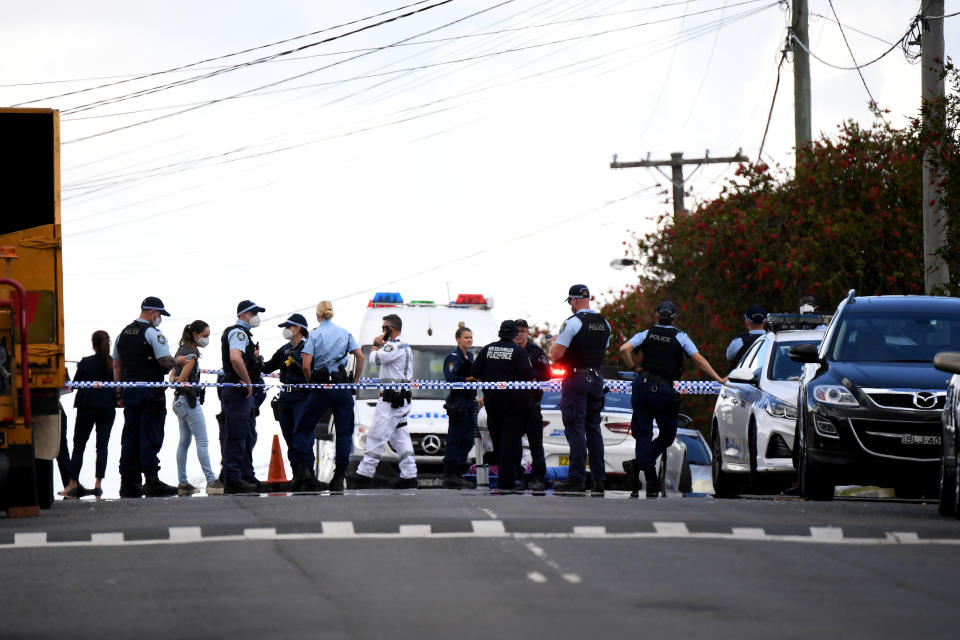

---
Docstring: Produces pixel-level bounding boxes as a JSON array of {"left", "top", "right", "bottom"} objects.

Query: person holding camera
[
  {"left": 296, "top": 301, "right": 364, "bottom": 492},
  {"left": 618, "top": 301, "right": 726, "bottom": 497},
  {"left": 171, "top": 320, "right": 217, "bottom": 495},
  {"left": 348, "top": 314, "right": 417, "bottom": 489}
]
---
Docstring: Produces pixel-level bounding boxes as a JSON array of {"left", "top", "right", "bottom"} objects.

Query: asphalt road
[{"left": 2, "top": 490, "right": 959, "bottom": 639}]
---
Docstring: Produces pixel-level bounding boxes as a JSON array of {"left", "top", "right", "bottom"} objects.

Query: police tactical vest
[
  {"left": 563, "top": 312, "right": 610, "bottom": 369},
  {"left": 221, "top": 324, "right": 258, "bottom": 384},
  {"left": 279, "top": 340, "right": 306, "bottom": 385},
  {"left": 640, "top": 325, "right": 685, "bottom": 381},
  {"left": 116, "top": 321, "right": 167, "bottom": 382},
  {"left": 732, "top": 332, "right": 762, "bottom": 366}
]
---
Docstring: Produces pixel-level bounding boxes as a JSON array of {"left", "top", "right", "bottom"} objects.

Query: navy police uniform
[
  {"left": 442, "top": 347, "right": 476, "bottom": 469},
  {"left": 261, "top": 313, "right": 310, "bottom": 466},
  {"left": 114, "top": 296, "right": 175, "bottom": 497},
  {"left": 220, "top": 300, "right": 265, "bottom": 489},
  {"left": 627, "top": 302, "right": 699, "bottom": 479},
  {"left": 473, "top": 320, "right": 535, "bottom": 492},
  {"left": 726, "top": 304, "right": 767, "bottom": 367},
  {"left": 554, "top": 292, "right": 611, "bottom": 489},
  {"left": 521, "top": 334, "right": 550, "bottom": 484}
]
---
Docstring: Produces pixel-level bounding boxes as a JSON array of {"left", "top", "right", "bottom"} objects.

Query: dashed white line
[
  {"left": 732, "top": 527, "right": 767, "bottom": 539},
  {"left": 471, "top": 519, "right": 506, "bottom": 535},
  {"left": 398, "top": 525, "right": 431, "bottom": 537},
  {"left": 573, "top": 526, "right": 606, "bottom": 536},
  {"left": 169, "top": 526, "right": 202, "bottom": 542},
  {"left": 562, "top": 574, "right": 582, "bottom": 584},
  {"left": 322, "top": 521, "right": 356, "bottom": 537},
  {"left": 653, "top": 522, "right": 690, "bottom": 536},
  {"left": 525, "top": 542, "right": 547, "bottom": 558},
  {"left": 243, "top": 528, "right": 277, "bottom": 539},
  {"left": 481, "top": 508, "right": 498, "bottom": 520},
  {"left": 14, "top": 533, "right": 47, "bottom": 547},
  {"left": 809, "top": 527, "right": 844, "bottom": 542},
  {"left": 890, "top": 532, "right": 920, "bottom": 543},
  {"left": 91, "top": 532, "right": 124, "bottom": 545},
  {"left": 527, "top": 571, "right": 548, "bottom": 583}
]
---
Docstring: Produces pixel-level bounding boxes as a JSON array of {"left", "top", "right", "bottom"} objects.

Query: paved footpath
[{"left": 2, "top": 490, "right": 959, "bottom": 639}]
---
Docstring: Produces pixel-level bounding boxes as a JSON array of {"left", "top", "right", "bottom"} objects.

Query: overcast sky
[{"left": 2, "top": 0, "right": 956, "bottom": 361}]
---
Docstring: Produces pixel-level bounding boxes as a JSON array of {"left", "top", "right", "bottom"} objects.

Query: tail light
[
  {"left": 606, "top": 422, "right": 631, "bottom": 434},
  {"left": 550, "top": 367, "right": 566, "bottom": 378}
]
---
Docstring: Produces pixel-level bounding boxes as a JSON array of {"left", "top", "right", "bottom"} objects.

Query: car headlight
[
  {"left": 812, "top": 385, "right": 858, "bottom": 406},
  {"left": 761, "top": 396, "right": 797, "bottom": 419}
]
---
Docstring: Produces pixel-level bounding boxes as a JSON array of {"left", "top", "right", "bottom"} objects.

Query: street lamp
[{"left": 609, "top": 258, "right": 640, "bottom": 270}]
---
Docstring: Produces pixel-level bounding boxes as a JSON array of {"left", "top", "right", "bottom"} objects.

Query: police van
[{"left": 344, "top": 292, "right": 499, "bottom": 484}]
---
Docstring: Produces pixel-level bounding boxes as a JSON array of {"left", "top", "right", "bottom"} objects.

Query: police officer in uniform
[
  {"left": 441, "top": 322, "right": 477, "bottom": 489},
  {"left": 619, "top": 301, "right": 726, "bottom": 497},
  {"left": 473, "top": 320, "right": 534, "bottom": 493},
  {"left": 297, "top": 301, "right": 364, "bottom": 492},
  {"left": 349, "top": 314, "right": 418, "bottom": 489},
  {"left": 220, "top": 300, "right": 266, "bottom": 494},
  {"left": 114, "top": 296, "right": 186, "bottom": 498},
  {"left": 548, "top": 285, "right": 611, "bottom": 494},
  {"left": 261, "top": 313, "right": 310, "bottom": 470},
  {"left": 514, "top": 319, "right": 549, "bottom": 491},
  {"left": 725, "top": 304, "right": 766, "bottom": 368}
]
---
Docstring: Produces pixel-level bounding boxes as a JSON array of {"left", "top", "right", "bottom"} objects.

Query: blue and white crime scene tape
[{"left": 65, "top": 378, "right": 722, "bottom": 395}]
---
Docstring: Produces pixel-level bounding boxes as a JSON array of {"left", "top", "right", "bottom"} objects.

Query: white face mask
[
  {"left": 152, "top": 314, "right": 162, "bottom": 327},
  {"left": 197, "top": 337, "right": 210, "bottom": 348},
  {"left": 282, "top": 328, "right": 293, "bottom": 341},
  {"left": 248, "top": 314, "right": 261, "bottom": 328}
]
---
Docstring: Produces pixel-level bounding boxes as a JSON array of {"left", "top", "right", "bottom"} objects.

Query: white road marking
[
  {"left": 481, "top": 508, "right": 498, "bottom": 519},
  {"left": 527, "top": 571, "right": 548, "bottom": 583},
  {"left": 890, "top": 531, "right": 920, "bottom": 543},
  {"left": 732, "top": 527, "right": 767, "bottom": 538},
  {"left": 168, "top": 526, "right": 202, "bottom": 542},
  {"left": 573, "top": 526, "right": 606, "bottom": 536},
  {"left": 91, "top": 532, "right": 124, "bottom": 545},
  {"left": 14, "top": 533, "right": 47, "bottom": 547},
  {"left": 562, "top": 574, "right": 582, "bottom": 584},
  {"left": 322, "top": 521, "right": 356, "bottom": 537},
  {"left": 244, "top": 528, "right": 277, "bottom": 539},
  {"left": 809, "top": 527, "right": 844, "bottom": 542},
  {"left": 525, "top": 542, "right": 547, "bottom": 558},
  {"left": 654, "top": 522, "right": 690, "bottom": 536},
  {"left": 471, "top": 520, "right": 506, "bottom": 535},
  {"left": 398, "top": 525, "right": 431, "bottom": 537}
]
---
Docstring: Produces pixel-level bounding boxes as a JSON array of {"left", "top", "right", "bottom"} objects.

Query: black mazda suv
[{"left": 790, "top": 292, "right": 960, "bottom": 500}]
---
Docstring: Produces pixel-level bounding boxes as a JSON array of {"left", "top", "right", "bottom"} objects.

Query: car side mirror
[
  {"left": 789, "top": 343, "right": 820, "bottom": 363},
  {"left": 727, "top": 367, "right": 757, "bottom": 384},
  {"left": 934, "top": 351, "right": 960, "bottom": 375},
  {"left": 677, "top": 413, "right": 692, "bottom": 428}
]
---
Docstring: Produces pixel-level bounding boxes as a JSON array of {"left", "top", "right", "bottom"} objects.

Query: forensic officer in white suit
[{"left": 348, "top": 313, "right": 418, "bottom": 489}]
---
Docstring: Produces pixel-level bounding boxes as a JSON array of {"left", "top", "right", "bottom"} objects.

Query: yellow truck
[{"left": 0, "top": 108, "right": 66, "bottom": 517}]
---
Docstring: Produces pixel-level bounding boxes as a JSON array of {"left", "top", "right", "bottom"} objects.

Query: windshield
[
  {"left": 541, "top": 391, "right": 632, "bottom": 412},
  {"left": 768, "top": 340, "right": 819, "bottom": 381},
  {"left": 677, "top": 433, "right": 710, "bottom": 465},
  {"left": 358, "top": 345, "right": 473, "bottom": 400},
  {"left": 829, "top": 312, "right": 960, "bottom": 363}
]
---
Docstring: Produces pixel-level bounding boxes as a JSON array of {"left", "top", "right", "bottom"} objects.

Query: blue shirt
[
  {"left": 725, "top": 329, "right": 765, "bottom": 361},
  {"left": 555, "top": 309, "right": 612, "bottom": 349},
  {"left": 227, "top": 319, "right": 252, "bottom": 352},
  {"left": 303, "top": 320, "right": 360, "bottom": 370},
  {"left": 111, "top": 318, "right": 172, "bottom": 359},
  {"left": 628, "top": 325, "right": 698, "bottom": 356}
]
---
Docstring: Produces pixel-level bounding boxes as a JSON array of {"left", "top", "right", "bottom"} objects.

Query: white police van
[{"left": 345, "top": 292, "right": 499, "bottom": 484}]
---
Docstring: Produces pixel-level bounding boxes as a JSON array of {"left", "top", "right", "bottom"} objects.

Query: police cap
[
  {"left": 278, "top": 313, "right": 309, "bottom": 330},
  {"left": 565, "top": 284, "right": 590, "bottom": 303},
  {"left": 237, "top": 300, "right": 266, "bottom": 315},
  {"left": 656, "top": 300, "right": 677, "bottom": 321},
  {"left": 498, "top": 319, "right": 519, "bottom": 340},
  {"left": 141, "top": 296, "right": 170, "bottom": 316},
  {"left": 744, "top": 304, "right": 766, "bottom": 323},
  {"left": 514, "top": 319, "right": 529, "bottom": 329}
]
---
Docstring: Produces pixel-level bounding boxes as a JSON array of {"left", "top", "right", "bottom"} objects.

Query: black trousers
[
  {"left": 485, "top": 391, "right": 528, "bottom": 490},
  {"left": 70, "top": 405, "right": 116, "bottom": 481}
]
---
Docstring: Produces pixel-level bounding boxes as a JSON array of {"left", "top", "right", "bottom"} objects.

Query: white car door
[{"left": 717, "top": 337, "right": 766, "bottom": 468}]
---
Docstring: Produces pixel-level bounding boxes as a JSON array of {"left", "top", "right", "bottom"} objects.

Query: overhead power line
[
  {"left": 827, "top": 0, "right": 882, "bottom": 119},
  {"left": 789, "top": 18, "right": 917, "bottom": 71}
]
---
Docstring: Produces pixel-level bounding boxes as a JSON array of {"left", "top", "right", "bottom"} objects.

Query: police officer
[
  {"left": 619, "top": 301, "right": 726, "bottom": 497},
  {"left": 548, "top": 285, "right": 611, "bottom": 494},
  {"left": 297, "top": 301, "right": 364, "bottom": 492},
  {"left": 220, "top": 299, "right": 266, "bottom": 494},
  {"left": 114, "top": 296, "right": 186, "bottom": 498},
  {"left": 514, "top": 319, "right": 548, "bottom": 491},
  {"left": 349, "top": 314, "right": 418, "bottom": 489},
  {"left": 473, "top": 320, "right": 535, "bottom": 493},
  {"left": 261, "top": 313, "right": 310, "bottom": 471},
  {"left": 725, "top": 304, "right": 766, "bottom": 367},
  {"left": 441, "top": 322, "right": 477, "bottom": 489}
]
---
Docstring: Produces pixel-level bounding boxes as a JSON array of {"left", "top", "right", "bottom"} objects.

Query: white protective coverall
[{"left": 356, "top": 335, "right": 418, "bottom": 479}]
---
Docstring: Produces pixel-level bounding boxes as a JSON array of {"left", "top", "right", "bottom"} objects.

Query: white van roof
[{"left": 358, "top": 293, "right": 500, "bottom": 346}]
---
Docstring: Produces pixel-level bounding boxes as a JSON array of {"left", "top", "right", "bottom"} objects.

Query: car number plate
[
  {"left": 900, "top": 434, "right": 941, "bottom": 445},
  {"left": 557, "top": 456, "right": 589, "bottom": 469}
]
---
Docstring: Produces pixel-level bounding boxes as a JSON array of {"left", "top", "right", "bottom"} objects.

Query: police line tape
[{"left": 64, "top": 378, "right": 723, "bottom": 395}]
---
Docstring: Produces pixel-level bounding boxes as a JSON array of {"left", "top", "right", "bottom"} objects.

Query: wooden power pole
[
  {"left": 921, "top": 0, "right": 949, "bottom": 293},
  {"left": 792, "top": 0, "right": 811, "bottom": 163},
  {"left": 610, "top": 150, "right": 749, "bottom": 223}
]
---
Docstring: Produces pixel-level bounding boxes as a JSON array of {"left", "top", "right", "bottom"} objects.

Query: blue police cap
[
  {"left": 744, "top": 304, "right": 766, "bottom": 323},
  {"left": 656, "top": 301, "right": 677, "bottom": 320},
  {"left": 141, "top": 296, "right": 170, "bottom": 316},
  {"left": 278, "top": 313, "right": 309, "bottom": 330},
  {"left": 498, "top": 319, "right": 519, "bottom": 340},
  {"left": 565, "top": 284, "right": 590, "bottom": 302},
  {"left": 237, "top": 300, "right": 265, "bottom": 315}
]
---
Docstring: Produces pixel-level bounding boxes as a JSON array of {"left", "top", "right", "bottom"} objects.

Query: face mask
[
  {"left": 248, "top": 315, "right": 262, "bottom": 328},
  {"left": 282, "top": 328, "right": 293, "bottom": 341},
  {"left": 152, "top": 314, "right": 162, "bottom": 327},
  {"left": 197, "top": 337, "right": 210, "bottom": 348}
]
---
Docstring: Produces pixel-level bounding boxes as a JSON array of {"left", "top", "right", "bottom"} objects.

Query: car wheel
[
  {"left": 797, "top": 413, "right": 833, "bottom": 501},
  {"left": 677, "top": 452, "right": 693, "bottom": 494},
  {"left": 711, "top": 426, "right": 742, "bottom": 498},
  {"left": 939, "top": 449, "right": 958, "bottom": 515}
]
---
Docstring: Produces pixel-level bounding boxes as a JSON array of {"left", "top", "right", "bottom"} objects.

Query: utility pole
[
  {"left": 921, "top": 0, "right": 949, "bottom": 294},
  {"left": 610, "top": 150, "right": 749, "bottom": 223},
  {"left": 792, "top": 0, "right": 811, "bottom": 163}
]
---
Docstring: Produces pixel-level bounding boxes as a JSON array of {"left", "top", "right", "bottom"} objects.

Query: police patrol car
[{"left": 347, "top": 292, "right": 499, "bottom": 484}]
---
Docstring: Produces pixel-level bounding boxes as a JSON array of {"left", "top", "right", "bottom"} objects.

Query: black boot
[
  {"left": 443, "top": 463, "right": 471, "bottom": 489},
  {"left": 553, "top": 479, "right": 586, "bottom": 493},
  {"left": 393, "top": 477, "right": 419, "bottom": 489},
  {"left": 224, "top": 478, "right": 260, "bottom": 494},
  {"left": 346, "top": 469, "right": 373, "bottom": 489},
  {"left": 300, "top": 466, "right": 328, "bottom": 492},
  {"left": 143, "top": 475, "right": 178, "bottom": 497},
  {"left": 528, "top": 477, "right": 546, "bottom": 492},
  {"left": 119, "top": 474, "right": 144, "bottom": 499},
  {"left": 286, "top": 462, "right": 308, "bottom": 492},
  {"left": 329, "top": 466, "right": 346, "bottom": 492},
  {"left": 622, "top": 460, "right": 640, "bottom": 498},
  {"left": 644, "top": 468, "right": 661, "bottom": 498}
]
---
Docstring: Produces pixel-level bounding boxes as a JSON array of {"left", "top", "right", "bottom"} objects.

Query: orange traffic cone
[{"left": 266, "top": 434, "right": 288, "bottom": 484}]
